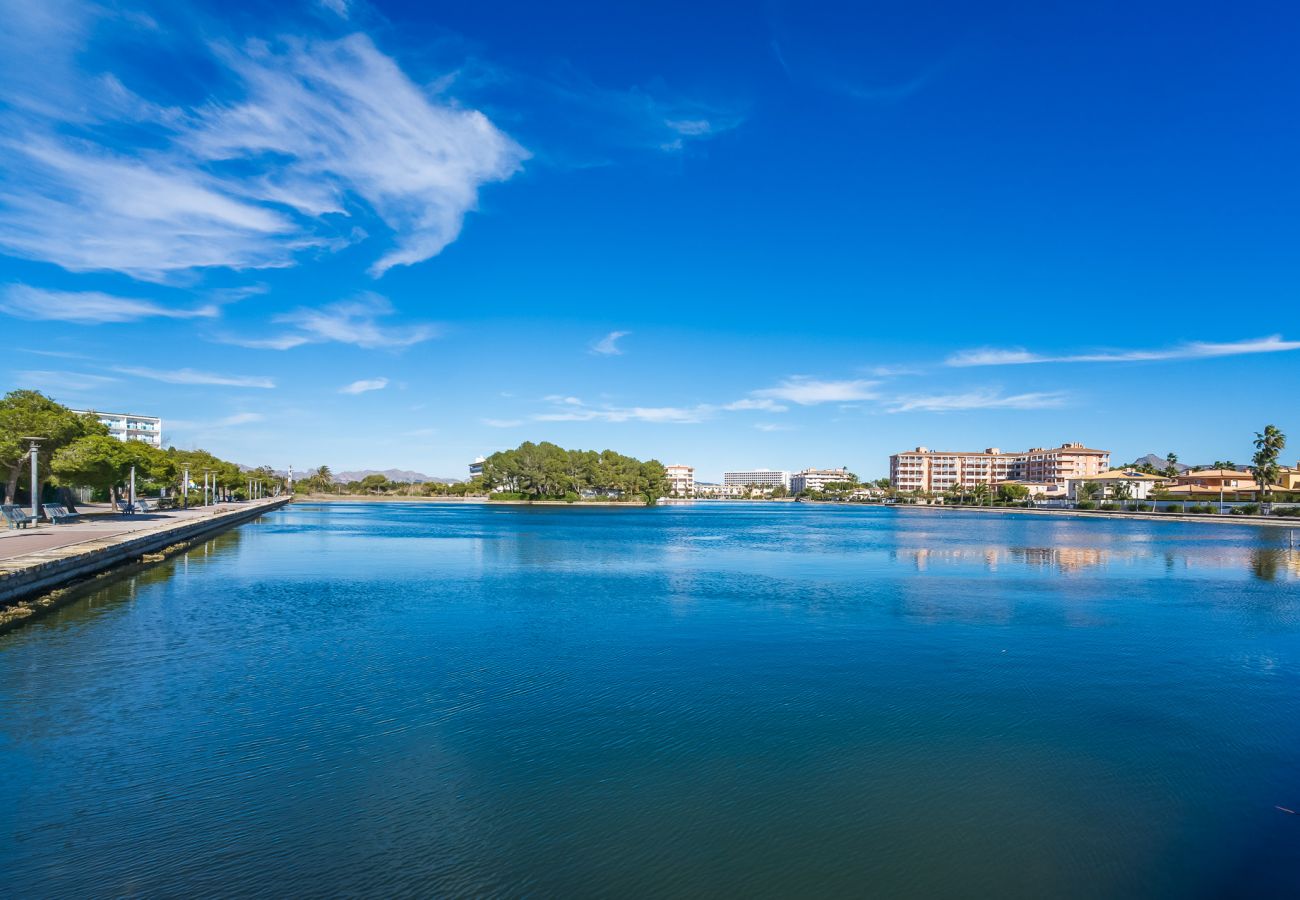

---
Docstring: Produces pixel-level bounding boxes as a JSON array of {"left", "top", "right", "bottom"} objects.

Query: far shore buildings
[
  {"left": 664, "top": 464, "right": 695, "bottom": 496},
  {"left": 1066, "top": 470, "right": 1165, "bottom": 501},
  {"left": 71, "top": 409, "right": 162, "bottom": 447},
  {"left": 723, "top": 469, "right": 791, "bottom": 490},
  {"left": 890, "top": 443, "right": 1110, "bottom": 492},
  {"left": 790, "top": 467, "right": 853, "bottom": 493}
]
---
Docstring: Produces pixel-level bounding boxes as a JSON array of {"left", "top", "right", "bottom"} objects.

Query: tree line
[
  {"left": 1, "top": 389, "right": 279, "bottom": 506},
  {"left": 481, "top": 441, "right": 666, "bottom": 503}
]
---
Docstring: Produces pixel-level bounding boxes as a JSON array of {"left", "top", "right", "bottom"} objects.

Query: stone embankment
[{"left": 0, "top": 498, "right": 290, "bottom": 633}]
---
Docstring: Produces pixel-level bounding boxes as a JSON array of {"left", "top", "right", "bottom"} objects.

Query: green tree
[
  {"left": 1251, "top": 424, "right": 1286, "bottom": 512},
  {"left": 0, "top": 390, "right": 107, "bottom": 503},
  {"left": 997, "top": 482, "right": 1031, "bottom": 502},
  {"left": 1162, "top": 452, "right": 1180, "bottom": 478},
  {"left": 1078, "top": 481, "right": 1102, "bottom": 503},
  {"left": 51, "top": 435, "right": 129, "bottom": 505}
]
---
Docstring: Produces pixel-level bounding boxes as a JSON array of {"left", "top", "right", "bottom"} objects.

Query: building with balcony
[
  {"left": 1066, "top": 470, "right": 1166, "bottom": 501},
  {"left": 889, "top": 443, "right": 1109, "bottom": 492},
  {"left": 723, "top": 469, "right": 791, "bottom": 489},
  {"left": 72, "top": 410, "right": 163, "bottom": 447},
  {"left": 468, "top": 457, "right": 485, "bottom": 479},
  {"left": 790, "top": 467, "right": 853, "bottom": 493},
  {"left": 664, "top": 464, "right": 695, "bottom": 496}
]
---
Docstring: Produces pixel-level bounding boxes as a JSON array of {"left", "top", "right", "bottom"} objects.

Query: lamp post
[
  {"left": 182, "top": 465, "right": 190, "bottom": 509},
  {"left": 21, "top": 437, "right": 43, "bottom": 521},
  {"left": 129, "top": 465, "right": 136, "bottom": 508},
  {"left": 203, "top": 469, "right": 212, "bottom": 507}
]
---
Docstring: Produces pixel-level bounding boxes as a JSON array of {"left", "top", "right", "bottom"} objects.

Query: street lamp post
[
  {"left": 182, "top": 466, "right": 190, "bottom": 509},
  {"left": 129, "top": 465, "right": 136, "bottom": 508},
  {"left": 203, "top": 469, "right": 212, "bottom": 507},
  {"left": 21, "top": 437, "right": 43, "bottom": 521}
]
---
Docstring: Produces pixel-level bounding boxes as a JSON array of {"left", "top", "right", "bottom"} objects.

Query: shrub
[
  {"left": 1132, "top": 503, "right": 1152, "bottom": 512},
  {"left": 1164, "top": 503, "right": 1184, "bottom": 513},
  {"left": 1076, "top": 501, "right": 1096, "bottom": 510},
  {"left": 1099, "top": 502, "right": 1119, "bottom": 511},
  {"left": 1188, "top": 503, "right": 1214, "bottom": 514},
  {"left": 1125, "top": 503, "right": 1139, "bottom": 512},
  {"left": 1272, "top": 506, "right": 1300, "bottom": 517},
  {"left": 488, "top": 491, "right": 526, "bottom": 501},
  {"left": 1233, "top": 503, "right": 1261, "bottom": 516}
]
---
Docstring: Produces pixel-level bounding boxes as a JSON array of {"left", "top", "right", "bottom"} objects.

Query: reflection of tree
[{"left": 1250, "top": 549, "right": 1283, "bottom": 582}]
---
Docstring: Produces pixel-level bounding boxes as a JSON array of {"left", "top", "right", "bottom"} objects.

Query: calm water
[{"left": 2, "top": 502, "right": 1299, "bottom": 897}]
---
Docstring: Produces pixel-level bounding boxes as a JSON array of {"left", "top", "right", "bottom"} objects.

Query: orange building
[{"left": 890, "top": 443, "right": 1110, "bottom": 492}]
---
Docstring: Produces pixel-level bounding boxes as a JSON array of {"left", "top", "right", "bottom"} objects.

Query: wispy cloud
[
  {"left": 0, "top": 30, "right": 526, "bottom": 280},
  {"left": 590, "top": 330, "right": 630, "bottom": 355},
  {"left": 750, "top": 376, "right": 879, "bottom": 406},
  {"left": 946, "top": 335, "right": 1300, "bottom": 368},
  {"left": 114, "top": 366, "right": 276, "bottom": 388},
  {"left": 168, "top": 411, "right": 265, "bottom": 430},
  {"left": 533, "top": 395, "right": 709, "bottom": 424},
  {"left": 339, "top": 377, "right": 388, "bottom": 394},
  {"left": 15, "top": 370, "right": 119, "bottom": 393},
  {"left": 724, "top": 397, "right": 789, "bottom": 412},
  {"left": 0, "top": 284, "right": 219, "bottom": 324},
  {"left": 482, "top": 417, "right": 523, "bottom": 428},
  {"left": 318, "top": 0, "right": 350, "bottom": 18},
  {"left": 221, "top": 293, "right": 436, "bottom": 350},
  {"left": 753, "top": 422, "right": 794, "bottom": 432},
  {"left": 887, "top": 390, "right": 1068, "bottom": 413}
]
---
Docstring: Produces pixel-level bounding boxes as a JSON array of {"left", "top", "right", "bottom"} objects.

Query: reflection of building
[
  {"left": 72, "top": 409, "right": 162, "bottom": 447},
  {"left": 1066, "top": 470, "right": 1165, "bottom": 500},
  {"left": 890, "top": 443, "right": 1109, "bottom": 492},
  {"left": 664, "top": 464, "right": 695, "bottom": 496},
  {"left": 723, "top": 469, "right": 790, "bottom": 489},
  {"left": 791, "top": 467, "right": 852, "bottom": 493}
]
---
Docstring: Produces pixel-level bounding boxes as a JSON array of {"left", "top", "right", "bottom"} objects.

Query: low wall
[{"left": 0, "top": 498, "right": 290, "bottom": 632}]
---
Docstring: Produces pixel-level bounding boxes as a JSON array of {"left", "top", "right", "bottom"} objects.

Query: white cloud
[
  {"left": 751, "top": 376, "right": 879, "bottom": 405},
  {"left": 723, "top": 397, "right": 789, "bottom": 412},
  {"left": 339, "top": 377, "right": 388, "bottom": 394},
  {"left": 532, "top": 396, "right": 709, "bottom": 424},
  {"left": 216, "top": 412, "right": 264, "bottom": 426},
  {"left": 167, "top": 411, "right": 264, "bottom": 430},
  {"left": 482, "top": 418, "right": 523, "bottom": 428},
  {"left": 0, "top": 284, "right": 219, "bottom": 324},
  {"left": 753, "top": 422, "right": 794, "bottom": 432},
  {"left": 888, "top": 390, "right": 1068, "bottom": 413},
  {"left": 946, "top": 335, "right": 1300, "bottom": 367},
  {"left": 222, "top": 293, "right": 436, "bottom": 350},
  {"left": 114, "top": 366, "right": 276, "bottom": 388},
  {"left": 590, "top": 330, "right": 630, "bottom": 355},
  {"left": 318, "top": 0, "right": 350, "bottom": 18},
  {"left": 15, "top": 370, "right": 119, "bottom": 393},
  {"left": 0, "top": 32, "right": 526, "bottom": 281}
]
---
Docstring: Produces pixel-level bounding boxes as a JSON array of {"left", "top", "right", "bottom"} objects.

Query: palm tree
[
  {"left": 1162, "top": 452, "right": 1179, "bottom": 478},
  {"left": 1251, "top": 425, "right": 1287, "bottom": 513}
]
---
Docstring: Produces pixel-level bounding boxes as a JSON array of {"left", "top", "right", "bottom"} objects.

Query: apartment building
[
  {"left": 889, "top": 443, "right": 1109, "bottom": 492},
  {"left": 790, "top": 467, "right": 853, "bottom": 493},
  {"left": 723, "top": 469, "right": 791, "bottom": 489},
  {"left": 663, "top": 464, "right": 695, "bottom": 496},
  {"left": 468, "top": 457, "right": 485, "bottom": 479},
  {"left": 72, "top": 410, "right": 163, "bottom": 447}
]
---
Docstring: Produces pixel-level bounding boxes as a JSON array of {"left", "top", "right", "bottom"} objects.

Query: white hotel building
[
  {"left": 664, "top": 464, "right": 695, "bottom": 496},
  {"left": 72, "top": 410, "right": 163, "bottom": 447},
  {"left": 723, "top": 469, "right": 791, "bottom": 490},
  {"left": 790, "top": 467, "right": 853, "bottom": 493}
]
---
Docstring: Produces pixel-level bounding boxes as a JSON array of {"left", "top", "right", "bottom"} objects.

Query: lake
[{"left": 2, "top": 502, "right": 1299, "bottom": 897}]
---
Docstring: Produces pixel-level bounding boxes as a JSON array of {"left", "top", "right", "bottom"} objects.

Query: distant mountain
[
  {"left": 333, "top": 469, "right": 461, "bottom": 484},
  {"left": 1129, "top": 454, "right": 1190, "bottom": 473}
]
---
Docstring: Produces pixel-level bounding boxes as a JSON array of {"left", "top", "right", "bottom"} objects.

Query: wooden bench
[{"left": 2, "top": 504, "right": 34, "bottom": 529}]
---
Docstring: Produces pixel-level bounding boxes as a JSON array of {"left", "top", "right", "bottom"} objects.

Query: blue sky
[{"left": 2, "top": 0, "right": 1297, "bottom": 480}]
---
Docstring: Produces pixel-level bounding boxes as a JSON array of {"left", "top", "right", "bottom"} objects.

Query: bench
[
  {"left": 2, "top": 504, "right": 34, "bottom": 529},
  {"left": 41, "top": 504, "right": 81, "bottom": 524},
  {"left": 116, "top": 501, "right": 137, "bottom": 515},
  {"left": 136, "top": 499, "right": 155, "bottom": 513}
]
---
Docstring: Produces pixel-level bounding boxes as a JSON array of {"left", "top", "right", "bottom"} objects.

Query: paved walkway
[{"left": 0, "top": 502, "right": 273, "bottom": 561}]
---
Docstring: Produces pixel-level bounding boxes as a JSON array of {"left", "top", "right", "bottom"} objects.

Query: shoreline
[
  {"left": 298, "top": 494, "right": 1300, "bottom": 527},
  {"left": 0, "top": 498, "right": 290, "bottom": 634}
]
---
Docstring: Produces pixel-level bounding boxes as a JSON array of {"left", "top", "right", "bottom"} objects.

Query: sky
[{"left": 1, "top": 0, "right": 1297, "bottom": 481}]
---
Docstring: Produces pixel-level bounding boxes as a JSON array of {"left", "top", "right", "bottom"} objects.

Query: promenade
[{"left": 0, "top": 497, "right": 290, "bottom": 630}]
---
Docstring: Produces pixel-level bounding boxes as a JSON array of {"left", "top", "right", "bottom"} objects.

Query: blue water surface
[{"left": 2, "top": 502, "right": 1299, "bottom": 897}]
